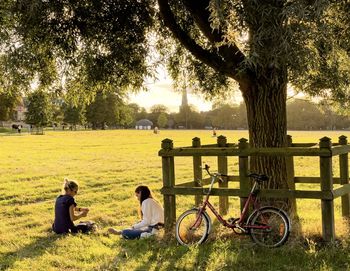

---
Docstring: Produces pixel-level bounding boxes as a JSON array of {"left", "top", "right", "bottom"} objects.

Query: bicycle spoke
[
  {"left": 176, "top": 209, "right": 209, "bottom": 245},
  {"left": 250, "top": 208, "right": 289, "bottom": 247}
]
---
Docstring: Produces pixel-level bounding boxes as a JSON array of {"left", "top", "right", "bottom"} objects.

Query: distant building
[
  {"left": 179, "top": 87, "right": 190, "bottom": 129},
  {"left": 135, "top": 119, "right": 153, "bottom": 130},
  {"left": 13, "top": 98, "right": 27, "bottom": 122}
]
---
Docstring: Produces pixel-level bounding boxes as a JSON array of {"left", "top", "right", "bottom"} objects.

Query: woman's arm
[
  {"left": 69, "top": 205, "right": 88, "bottom": 221},
  {"left": 132, "top": 200, "right": 152, "bottom": 229},
  {"left": 75, "top": 207, "right": 89, "bottom": 212}
]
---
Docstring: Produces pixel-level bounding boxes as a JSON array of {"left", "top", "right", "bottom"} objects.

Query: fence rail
[{"left": 159, "top": 135, "right": 350, "bottom": 242}]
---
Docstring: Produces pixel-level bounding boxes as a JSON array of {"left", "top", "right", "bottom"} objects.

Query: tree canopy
[
  {"left": 1, "top": 1, "right": 349, "bottom": 104},
  {"left": 0, "top": 0, "right": 156, "bottom": 100},
  {"left": 0, "top": 92, "right": 18, "bottom": 121},
  {"left": 157, "top": 1, "right": 350, "bottom": 100},
  {"left": 2, "top": 0, "right": 350, "bottom": 207},
  {"left": 25, "top": 90, "right": 51, "bottom": 127}
]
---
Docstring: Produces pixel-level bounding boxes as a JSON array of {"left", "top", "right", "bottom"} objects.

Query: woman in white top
[{"left": 108, "top": 185, "right": 164, "bottom": 239}]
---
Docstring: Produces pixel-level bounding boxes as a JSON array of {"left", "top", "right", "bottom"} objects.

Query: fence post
[
  {"left": 286, "top": 135, "right": 297, "bottom": 215},
  {"left": 238, "top": 138, "right": 249, "bottom": 212},
  {"left": 339, "top": 135, "right": 350, "bottom": 218},
  {"left": 192, "top": 137, "right": 203, "bottom": 206},
  {"left": 319, "top": 137, "right": 335, "bottom": 242},
  {"left": 161, "top": 138, "right": 176, "bottom": 233},
  {"left": 217, "top": 135, "right": 229, "bottom": 215}
]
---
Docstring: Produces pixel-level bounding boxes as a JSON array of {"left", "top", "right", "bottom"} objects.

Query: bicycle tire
[
  {"left": 249, "top": 207, "right": 290, "bottom": 247},
  {"left": 175, "top": 209, "right": 210, "bottom": 246}
]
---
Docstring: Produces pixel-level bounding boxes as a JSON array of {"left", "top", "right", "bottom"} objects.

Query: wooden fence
[{"left": 159, "top": 135, "right": 350, "bottom": 242}]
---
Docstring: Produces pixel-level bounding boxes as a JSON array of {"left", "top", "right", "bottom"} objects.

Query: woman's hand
[
  {"left": 76, "top": 207, "right": 89, "bottom": 213},
  {"left": 72, "top": 207, "right": 89, "bottom": 220},
  {"left": 81, "top": 209, "right": 89, "bottom": 217}
]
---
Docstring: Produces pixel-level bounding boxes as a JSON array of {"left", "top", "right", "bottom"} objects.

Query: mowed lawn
[{"left": 1, "top": 129, "right": 350, "bottom": 271}]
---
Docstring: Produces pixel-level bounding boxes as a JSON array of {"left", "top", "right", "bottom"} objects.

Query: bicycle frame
[
  {"left": 176, "top": 166, "right": 291, "bottom": 247},
  {"left": 193, "top": 174, "right": 271, "bottom": 232}
]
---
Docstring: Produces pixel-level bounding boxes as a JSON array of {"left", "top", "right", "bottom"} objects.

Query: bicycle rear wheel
[
  {"left": 175, "top": 209, "right": 210, "bottom": 246},
  {"left": 250, "top": 207, "right": 290, "bottom": 247}
]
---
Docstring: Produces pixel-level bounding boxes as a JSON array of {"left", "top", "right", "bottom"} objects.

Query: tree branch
[
  {"left": 157, "top": 0, "right": 245, "bottom": 81},
  {"left": 182, "top": 0, "right": 245, "bottom": 70}
]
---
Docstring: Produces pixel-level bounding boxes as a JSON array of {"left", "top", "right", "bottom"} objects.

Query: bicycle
[{"left": 175, "top": 164, "right": 291, "bottom": 247}]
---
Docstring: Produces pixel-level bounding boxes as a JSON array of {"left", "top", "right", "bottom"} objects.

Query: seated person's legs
[{"left": 121, "top": 228, "right": 150, "bottom": 240}]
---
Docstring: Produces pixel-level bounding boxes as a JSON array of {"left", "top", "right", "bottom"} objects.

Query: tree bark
[{"left": 240, "top": 68, "right": 293, "bottom": 210}]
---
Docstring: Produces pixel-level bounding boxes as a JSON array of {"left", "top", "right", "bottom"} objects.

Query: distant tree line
[
  {"left": 0, "top": 89, "right": 135, "bottom": 130},
  {"left": 142, "top": 99, "right": 350, "bottom": 131},
  {"left": 286, "top": 99, "right": 350, "bottom": 130},
  {"left": 1, "top": 90, "right": 350, "bottom": 131}
]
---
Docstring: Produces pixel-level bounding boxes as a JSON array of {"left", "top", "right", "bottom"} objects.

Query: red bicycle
[{"left": 175, "top": 164, "right": 291, "bottom": 247}]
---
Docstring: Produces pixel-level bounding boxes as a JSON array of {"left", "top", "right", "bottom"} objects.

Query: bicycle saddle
[{"left": 248, "top": 173, "right": 269, "bottom": 182}]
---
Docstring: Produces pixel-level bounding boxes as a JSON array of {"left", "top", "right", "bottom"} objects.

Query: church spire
[{"left": 180, "top": 87, "right": 188, "bottom": 109}]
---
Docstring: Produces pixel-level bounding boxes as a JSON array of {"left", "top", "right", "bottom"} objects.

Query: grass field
[{"left": 1, "top": 129, "right": 350, "bottom": 271}]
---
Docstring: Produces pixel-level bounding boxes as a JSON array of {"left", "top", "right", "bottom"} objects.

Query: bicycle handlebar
[
  {"left": 203, "top": 164, "right": 269, "bottom": 182},
  {"left": 203, "top": 164, "right": 230, "bottom": 178}
]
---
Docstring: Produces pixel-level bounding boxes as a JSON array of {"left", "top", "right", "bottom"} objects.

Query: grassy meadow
[{"left": 1, "top": 129, "right": 350, "bottom": 271}]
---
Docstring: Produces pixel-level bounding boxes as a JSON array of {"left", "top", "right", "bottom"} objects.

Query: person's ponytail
[{"left": 62, "top": 178, "right": 79, "bottom": 193}]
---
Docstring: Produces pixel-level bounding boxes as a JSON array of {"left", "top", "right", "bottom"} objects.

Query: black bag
[{"left": 74, "top": 221, "right": 98, "bottom": 233}]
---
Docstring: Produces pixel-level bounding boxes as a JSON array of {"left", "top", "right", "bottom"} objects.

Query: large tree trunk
[{"left": 240, "top": 69, "right": 293, "bottom": 212}]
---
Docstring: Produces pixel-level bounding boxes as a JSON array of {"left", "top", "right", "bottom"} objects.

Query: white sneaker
[
  {"left": 140, "top": 232, "right": 153, "bottom": 238},
  {"left": 151, "top": 228, "right": 159, "bottom": 234}
]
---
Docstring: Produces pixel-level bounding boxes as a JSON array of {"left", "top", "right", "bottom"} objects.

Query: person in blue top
[{"left": 52, "top": 178, "right": 89, "bottom": 234}]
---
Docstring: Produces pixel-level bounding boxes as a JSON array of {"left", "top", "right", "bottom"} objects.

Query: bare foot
[{"left": 108, "top": 228, "right": 121, "bottom": 235}]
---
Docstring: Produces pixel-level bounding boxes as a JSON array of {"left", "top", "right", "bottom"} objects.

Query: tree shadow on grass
[
  {"left": 97, "top": 232, "right": 350, "bottom": 271},
  {"left": 101, "top": 222, "right": 231, "bottom": 270},
  {"left": 0, "top": 230, "right": 62, "bottom": 270},
  {"left": 95, "top": 236, "right": 190, "bottom": 271},
  {"left": 213, "top": 235, "right": 350, "bottom": 271}
]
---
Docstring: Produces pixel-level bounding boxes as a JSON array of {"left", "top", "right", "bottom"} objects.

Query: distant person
[
  {"left": 212, "top": 127, "right": 217, "bottom": 137},
  {"left": 52, "top": 178, "right": 92, "bottom": 234},
  {"left": 108, "top": 185, "right": 164, "bottom": 239},
  {"left": 154, "top": 126, "right": 159, "bottom": 134},
  {"left": 17, "top": 125, "right": 21, "bottom": 133}
]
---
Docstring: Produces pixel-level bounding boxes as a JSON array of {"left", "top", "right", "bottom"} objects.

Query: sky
[
  {"left": 129, "top": 77, "right": 306, "bottom": 113},
  {"left": 127, "top": 72, "right": 303, "bottom": 113},
  {"left": 128, "top": 77, "right": 213, "bottom": 113}
]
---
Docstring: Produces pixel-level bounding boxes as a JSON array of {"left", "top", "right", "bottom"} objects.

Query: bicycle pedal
[{"left": 227, "top": 217, "right": 239, "bottom": 224}]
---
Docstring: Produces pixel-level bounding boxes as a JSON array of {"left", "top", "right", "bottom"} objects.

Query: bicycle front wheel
[
  {"left": 250, "top": 207, "right": 290, "bottom": 247},
  {"left": 175, "top": 209, "right": 210, "bottom": 246}
]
